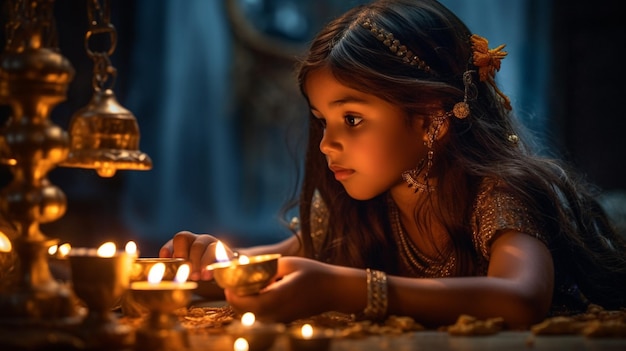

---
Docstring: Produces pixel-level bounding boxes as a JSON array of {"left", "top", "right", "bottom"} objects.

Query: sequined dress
[{"left": 308, "top": 179, "right": 589, "bottom": 316}]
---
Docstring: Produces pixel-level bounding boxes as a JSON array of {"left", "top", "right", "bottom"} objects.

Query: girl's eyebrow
[{"left": 309, "top": 95, "right": 370, "bottom": 111}]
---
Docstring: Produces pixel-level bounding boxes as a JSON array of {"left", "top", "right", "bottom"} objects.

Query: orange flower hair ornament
[{"left": 471, "top": 34, "right": 512, "bottom": 110}]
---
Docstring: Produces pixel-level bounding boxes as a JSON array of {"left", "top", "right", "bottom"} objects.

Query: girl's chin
[{"left": 343, "top": 187, "right": 382, "bottom": 201}]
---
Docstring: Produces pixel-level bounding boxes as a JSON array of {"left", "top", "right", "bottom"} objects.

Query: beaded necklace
[{"left": 389, "top": 199, "right": 455, "bottom": 277}]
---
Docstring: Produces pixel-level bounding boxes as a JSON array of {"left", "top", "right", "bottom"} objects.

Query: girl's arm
[
  {"left": 386, "top": 230, "right": 554, "bottom": 329},
  {"left": 226, "top": 230, "right": 554, "bottom": 329}
]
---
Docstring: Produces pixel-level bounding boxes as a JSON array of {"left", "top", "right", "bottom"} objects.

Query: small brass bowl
[
  {"left": 130, "top": 257, "right": 188, "bottom": 281},
  {"left": 208, "top": 254, "right": 281, "bottom": 296},
  {"left": 288, "top": 325, "right": 334, "bottom": 351},
  {"left": 121, "top": 257, "right": 189, "bottom": 317},
  {"left": 226, "top": 320, "right": 285, "bottom": 351}
]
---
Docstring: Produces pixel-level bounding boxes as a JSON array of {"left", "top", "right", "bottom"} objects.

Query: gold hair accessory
[
  {"left": 361, "top": 19, "right": 432, "bottom": 73},
  {"left": 470, "top": 34, "right": 512, "bottom": 110},
  {"left": 451, "top": 70, "right": 474, "bottom": 119},
  {"left": 452, "top": 102, "right": 470, "bottom": 119}
]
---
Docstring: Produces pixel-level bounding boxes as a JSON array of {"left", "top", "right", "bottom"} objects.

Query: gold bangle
[{"left": 362, "top": 268, "right": 388, "bottom": 321}]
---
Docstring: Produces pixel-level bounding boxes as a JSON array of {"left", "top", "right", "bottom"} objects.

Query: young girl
[{"left": 160, "top": 0, "right": 626, "bottom": 329}]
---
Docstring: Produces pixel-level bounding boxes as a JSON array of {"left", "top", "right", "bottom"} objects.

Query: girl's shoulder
[{"left": 471, "top": 177, "right": 548, "bottom": 260}]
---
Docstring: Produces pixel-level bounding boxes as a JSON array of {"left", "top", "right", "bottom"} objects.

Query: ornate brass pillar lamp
[
  {"left": 0, "top": 0, "right": 151, "bottom": 329},
  {"left": 0, "top": 0, "right": 78, "bottom": 325}
]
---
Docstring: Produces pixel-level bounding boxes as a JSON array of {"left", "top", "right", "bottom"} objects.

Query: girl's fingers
[
  {"left": 170, "top": 231, "right": 197, "bottom": 259},
  {"left": 159, "top": 239, "right": 174, "bottom": 258}
]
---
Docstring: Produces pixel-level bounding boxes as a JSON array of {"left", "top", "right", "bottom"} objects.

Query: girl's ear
[{"left": 421, "top": 114, "right": 450, "bottom": 144}]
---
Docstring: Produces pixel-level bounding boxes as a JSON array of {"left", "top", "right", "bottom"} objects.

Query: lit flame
[
  {"left": 48, "top": 243, "right": 72, "bottom": 257},
  {"left": 241, "top": 312, "right": 255, "bottom": 327},
  {"left": 125, "top": 241, "right": 137, "bottom": 256},
  {"left": 233, "top": 337, "right": 249, "bottom": 351},
  {"left": 0, "top": 232, "right": 12, "bottom": 252},
  {"left": 301, "top": 324, "right": 313, "bottom": 339},
  {"left": 58, "top": 243, "right": 71, "bottom": 258},
  {"left": 215, "top": 241, "right": 229, "bottom": 262},
  {"left": 97, "top": 242, "right": 117, "bottom": 257},
  {"left": 174, "top": 264, "right": 190, "bottom": 283},
  {"left": 238, "top": 255, "right": 250, "bottom": 264},
  {"left": 148, "top": 262, "right": 166, "bottom": 284}
]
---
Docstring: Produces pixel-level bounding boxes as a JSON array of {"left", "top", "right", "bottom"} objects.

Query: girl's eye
[{"left": 345, "top": 114, "right": 363, "bottom": 126}]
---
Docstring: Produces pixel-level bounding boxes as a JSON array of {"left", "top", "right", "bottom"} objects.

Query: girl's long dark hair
[{"left": 288, "top": 0, "right": 626, "bottom": 309}]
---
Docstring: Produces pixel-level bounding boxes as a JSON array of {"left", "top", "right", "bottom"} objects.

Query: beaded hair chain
[{"left": 361, "top": 18, "right": 433, "bottom": 74}]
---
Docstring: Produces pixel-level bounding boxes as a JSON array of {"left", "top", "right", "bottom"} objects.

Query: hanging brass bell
[{"left": 60, "top": 88, "right": 152, "bottom": 177}]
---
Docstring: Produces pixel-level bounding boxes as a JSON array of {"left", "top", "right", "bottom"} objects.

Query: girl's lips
[{"left": 329, "top": 165, "right": 355, "bottom": 181}]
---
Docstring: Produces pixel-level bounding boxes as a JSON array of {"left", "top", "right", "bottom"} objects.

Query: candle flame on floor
[
  {"left": 301, "top": 324, "right": 313, "bottom": 338},
  {"left": 0, "top": 232, "right": 11, "bottom": 252},
  {"left": 97, "top": 242, "right": 116, "bottom": 257},
  {"left": 125, "top": 241, "right": 137, "bottom": 256},
  {"left": 233, "top": 337, "right": 249, "bottom": 351},
  {"left": 58, "top": 243, "right": 71, "bottom": 258},
  {"left": 241, "top": 312, "right": 255, "bottom": 326}
]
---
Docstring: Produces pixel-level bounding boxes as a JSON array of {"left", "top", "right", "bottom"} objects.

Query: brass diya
[
  {"left": 130, "top": 258, "right": 188, "bottom": 281},
  {"left": 288, "top": 324, "right": 334, "bottom": 351},
  {"left": 226, "top": 312, "right": 285, "bottom": 351},
  {"left": 208, "top": 254, "right": 281, "bottom": 296},
  {"left": 130, "top": 276, "right": 197, "bottom": 351},
  {"left": 121, "top": 257, "right": 189, "bottom": 317},
  {"left": 68, "top": 250, "right": 134, "bottom": 349}
]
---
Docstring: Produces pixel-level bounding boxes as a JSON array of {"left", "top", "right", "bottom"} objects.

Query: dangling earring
[
  {"left": 402, "top": 157, "right": 428, "bottom": 192},
  {"left": 401, "top": 115, "right": 445, "bottom": 193}
]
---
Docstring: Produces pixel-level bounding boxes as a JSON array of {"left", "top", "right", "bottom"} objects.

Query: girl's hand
[
  {"left": 159, "top": 231, "right": 235, "bottom": 281},
  {"left": 224, "top": 256, "right": 343, "bottom": 323}
]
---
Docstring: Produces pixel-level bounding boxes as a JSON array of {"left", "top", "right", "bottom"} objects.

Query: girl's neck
[
  {"left": 389, "top": 186, "right": 448, "bottom": 257},
  {"left": 389, "top": 182, "right": 428, "bottom": 215}
]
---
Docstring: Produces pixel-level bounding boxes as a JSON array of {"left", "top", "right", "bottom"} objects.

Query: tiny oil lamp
[
  {"left": 68, "top": 241, "right": 135, "bottom": 349},
  {"left": 48, "top": 242, "right": 72, "bottom": 282},
  {"left": 121, "top": 255, "right": 189, "bottom": 317},
  {"left": 125, "top": 240, "right": 138, "bottom": 258},
  {"left": 233, "top": 337, "right": 250, "bottom": 351},
  {"left": 130, "top": 262, "right": 198, "bottom": 351},
  {"left": 226, "top": 312, "right": 285, "bottom": 351},
  {"left": 59, "top": 243, "right": 72, "bottom": 257},
  {"left": 0, "top": 232, "right": 11, "bottom": 253},
  {"left": 0, "top": 231, "right": 14, "bottom": 289},
  {"left": 47, "top": 242, "right": 71, "bottom": 261},
  {"left": 288, "top": 323, "right": 334, "bottom": 351},
  {"left": 207, "top": 241, "right": 281, "bottom": 296}
]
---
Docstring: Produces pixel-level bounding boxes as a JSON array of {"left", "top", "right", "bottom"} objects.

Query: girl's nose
[{"left": 319, "top": 128, "right": 341, "bottom": 155}]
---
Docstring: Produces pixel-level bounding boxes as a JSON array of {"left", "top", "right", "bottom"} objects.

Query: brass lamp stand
[
  {"left": 0, "top": 0, "right": 78, "bottom": 325},
  {"left": 0, "top": 0, "right": 151, "bottom": 336}
]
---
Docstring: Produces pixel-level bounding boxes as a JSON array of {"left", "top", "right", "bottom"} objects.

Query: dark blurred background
[{"left": 1, "top": 0, "right": 624, "bottom": 257}]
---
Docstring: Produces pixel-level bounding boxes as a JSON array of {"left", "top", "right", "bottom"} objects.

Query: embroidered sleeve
[
  {"left": 310, "top": 189, "right": 329, "bottom": 256},
  {"left": 471, "top": 180, "right": 548, "bottom": 260}
]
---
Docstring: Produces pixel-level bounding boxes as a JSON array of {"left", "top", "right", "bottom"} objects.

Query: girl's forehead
[
  {"left": 305, "top": 68, "right": 374, "bottom": 105},
  {"left": 304, "top": 67, "right": 344, "bottom": 92}
]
